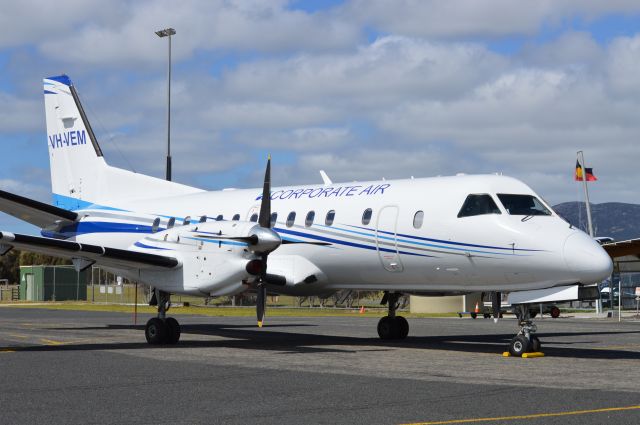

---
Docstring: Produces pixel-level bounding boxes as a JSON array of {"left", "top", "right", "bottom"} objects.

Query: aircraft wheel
[
  {"left": 530, "top": 335, "right": 541, "bottom": 352},
  {"left": 470, "top": 313, "right": 477, "bottom": 319},
  {"left": 145, "top": 318, "right": 167, "bottom": 345},
  {"left": 165, "top": 317, "right": 181, "bottom": 344},
  {"left": 395, "top": 316, "right": 409, "bottom": 339},
  {"left": 508, "top": 335, "right": 530, "bottom": 357},
  {"left": 377, "top": 316, "right": 395, "bottom": 340},
  {"left": 550, "top": 306, "right": 560, "bottom": 318}
]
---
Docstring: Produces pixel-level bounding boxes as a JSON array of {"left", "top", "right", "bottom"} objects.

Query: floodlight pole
[{"left": 156, "top": 28, "right": 176, "bottom": 181}]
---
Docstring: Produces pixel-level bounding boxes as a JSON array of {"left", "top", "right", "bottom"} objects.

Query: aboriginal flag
[{"left": 575, "top": 160, "right": 597, "bottom": 181}]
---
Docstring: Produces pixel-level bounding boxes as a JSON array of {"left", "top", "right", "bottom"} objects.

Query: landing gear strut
[
  {"left": 145, "top": 289, "right": 181, "bottom": 345},
  {"left": 508, "top": 304, "right": 541, "bottom": 356},
  {"left": 377, "top": 292, "right": 409, "bottom": 340}
]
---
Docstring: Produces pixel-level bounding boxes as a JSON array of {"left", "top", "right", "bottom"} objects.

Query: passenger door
[{"left": 375, "top": 206, "right": 404, "bottom": 272}]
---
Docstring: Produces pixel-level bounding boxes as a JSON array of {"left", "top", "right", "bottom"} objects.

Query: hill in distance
[{"left": 553, "top": 202, "right": 640, "bottom": 242}]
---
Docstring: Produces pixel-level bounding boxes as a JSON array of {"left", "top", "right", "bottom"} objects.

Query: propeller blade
[
  {"left": 256, "top": 284, "right": 267, "bottom": 327},
  {"left": 255, "top": 156, "right": 275, "bottom": 328},
  {"left": 492, "top": 291, "right": 501, "bottom": 322},
  {"left": 258, "top": 155, "right": 271, "bottom": 229},
  {"left": 281, "top": 240, "right": 331, "bottom": 246}
]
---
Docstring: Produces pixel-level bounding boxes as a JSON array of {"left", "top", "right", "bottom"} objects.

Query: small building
[
  {"left": 20, "top": 265, "right": 89, "bottom": 301},
  {"left": 410, "top": 293, "right": 483, "bottom": 314}
]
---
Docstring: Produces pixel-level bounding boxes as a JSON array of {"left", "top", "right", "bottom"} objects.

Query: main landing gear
[
  {"left": 145, "top": 289, "right": 181, "bottom": 345},
  {"left": 377, "top": 292, "right": 409, "bottom": 340},
  {"left": 508, "top": 304, "right": 541, "bottom": 356}
]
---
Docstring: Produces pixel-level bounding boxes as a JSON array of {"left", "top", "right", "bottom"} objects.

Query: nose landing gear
[
  {"left": 377, "top": 292, "right": 409, "bottom": 340},
  {"left": 145, "top": 289, "right": 181, "bottom": 345},
  {"left": 508, "top": 304, "right": 541, "bottom": 356}
]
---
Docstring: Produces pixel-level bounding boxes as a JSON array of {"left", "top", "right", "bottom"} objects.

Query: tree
[
  {"left": 19, "top": 251, "right": 71, "bottom": 267},
  {"left": 0, "top": 249, "right": 20, "bottom": 285}
]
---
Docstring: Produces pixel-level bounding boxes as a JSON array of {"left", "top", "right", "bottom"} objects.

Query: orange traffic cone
[
  {"left": 474, "top": 302, "right": 480, "bottom": 313},
  {"left": 359, "top": 306, "right": 365, "bottom": 314}
]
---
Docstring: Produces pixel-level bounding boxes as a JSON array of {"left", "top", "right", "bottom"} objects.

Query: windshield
[
  {"left": 457, "top": 194, "right": 501, "bottom": 218},
  {"left": 497, "top": 194, "right": 552, "bottom": 216}
]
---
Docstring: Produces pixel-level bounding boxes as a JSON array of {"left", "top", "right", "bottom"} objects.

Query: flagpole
[{"left": 577, "top": 150, "right": 594, "bottom": 237}]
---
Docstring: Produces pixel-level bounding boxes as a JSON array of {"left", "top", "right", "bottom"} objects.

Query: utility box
[{"left": 19, "top": 265, "right": 89, "bottom": 301}]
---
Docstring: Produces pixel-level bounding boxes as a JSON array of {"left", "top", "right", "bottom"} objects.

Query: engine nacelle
[
  {"left": 264, "top": 255, "right": 329, "bottom": 296},
  {"left": 129, "top": 220, "right": 277, "bottom": 296}
]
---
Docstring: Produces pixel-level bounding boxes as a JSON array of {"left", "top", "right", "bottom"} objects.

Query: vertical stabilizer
[
  {"left": 43, "top": 75, "right": 201, "bottom": 211},
  {"left": 44, "top": 75, "right": 107, "bottom": 207}
]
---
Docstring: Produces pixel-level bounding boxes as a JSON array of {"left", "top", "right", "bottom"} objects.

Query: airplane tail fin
[{"left": 43, "top": 75, "right": 200, "bottom": 211}]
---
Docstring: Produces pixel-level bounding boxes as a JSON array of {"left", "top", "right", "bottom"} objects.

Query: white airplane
[{"left": 0, "top": 75, "right": 613, "bottom": 356}]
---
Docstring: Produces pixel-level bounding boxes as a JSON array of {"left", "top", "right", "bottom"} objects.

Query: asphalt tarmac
[{"left": 0, "top": 307, "right": 638, "bottom": 425}]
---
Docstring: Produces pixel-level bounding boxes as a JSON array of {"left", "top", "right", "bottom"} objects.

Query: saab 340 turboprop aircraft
[{"left": 0, "top": 75, "right": 613, "bottom": 356}]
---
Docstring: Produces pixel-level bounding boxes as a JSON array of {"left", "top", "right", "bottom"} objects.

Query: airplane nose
[{"left": 563, "top": 232, "right": 613, "bottom": 283}]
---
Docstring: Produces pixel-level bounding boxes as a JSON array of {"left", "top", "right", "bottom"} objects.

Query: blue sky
[{"left": 1, "top": 0, "right": 640, "bottom": 234}]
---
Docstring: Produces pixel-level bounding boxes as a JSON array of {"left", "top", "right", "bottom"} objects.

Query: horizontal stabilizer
[
  {"left": 0, "top": 231, "right": 179, "bottom": 271},
  {"left": 0, "top": 189, "right": 77, "bottom": 228}
]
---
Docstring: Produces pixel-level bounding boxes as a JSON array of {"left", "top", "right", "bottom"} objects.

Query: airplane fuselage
[{"left": 49, "top": 174, "right": 611, "bottom": 297}]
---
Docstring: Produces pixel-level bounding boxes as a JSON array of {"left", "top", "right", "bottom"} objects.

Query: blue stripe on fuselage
[
  {"left": 274, "top": 227, "right": 434, "bottom": 257},
  {"left": 56, "top": 221, "right": 159, "bottom": 237},
  {"left": 344, "top": 224, "right": 544, "bottom": 252},
  {"left": 134, "top": 241, "right": 170, "bottom": 250},
  {"left": 184, "top": 237, "right": 248, "bottom": 247}
]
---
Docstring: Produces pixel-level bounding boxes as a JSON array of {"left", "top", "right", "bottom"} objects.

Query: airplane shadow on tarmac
[{"left": 4, "top": 322, "right": 640, "bottom": 360}]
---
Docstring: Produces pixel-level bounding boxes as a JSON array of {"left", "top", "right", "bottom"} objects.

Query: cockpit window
[
  {"left": 497, "top": 194, "right": 551, "bottom": 216},
  {"left": 457, "top": 194, "right": 501, "bottom": 218}
]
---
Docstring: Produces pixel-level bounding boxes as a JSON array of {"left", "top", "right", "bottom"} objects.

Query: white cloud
[
  {"left": 2, "top": 1, "right": 640, "bottom": 208},
  {"left": 606, "top": 34, "right": 640, "bottom": 97},
  {"left": 348, "top": 0, "right": 640, "bottom": 38},
  {"left": 38, "top": 0, "right": 360, "bottom": 65},
  {"left": 0, "top": 94, "right": 42, "bottom": 132},
  {"left": 232, "top": 127, "right": 353, "bottom": 151},
  {"left": 223, "top": 36, "right": 507, "bottom": 105},
  {"left": 0, "top": 179, "right": 50, "bottom": 202}
]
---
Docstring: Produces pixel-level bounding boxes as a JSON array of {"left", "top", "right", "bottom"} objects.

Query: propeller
[
  {"left": 256, "top": 155, "right": 276, "bottom": 328},
  {"left": 196, "top": 155, "right": 327, "bottom": 326}
]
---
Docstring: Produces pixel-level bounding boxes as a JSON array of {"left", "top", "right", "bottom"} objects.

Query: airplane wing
[
  {"left": 0, "top": 189, "right": 78, "bottom": 228},
  {"left": 601, "top": 238, "right": 640, "bottom": 259},
  {"left": 0, "top": 231, "right": 179, "bottom": 271}
]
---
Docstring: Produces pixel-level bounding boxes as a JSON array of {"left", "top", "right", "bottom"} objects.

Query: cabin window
[
  {"left": 270, "top": 212, "right": 278, "bottom": 227},
  {"left": 413, "top": 210, "right": 424, "bottom": 229},
  {"left": 497, "top": 194, "right": 551, "bottom": 216},
  {"left": 457, "top": 194, "right": 501, "bottom": 218},
  {"left": 250, "top": 213, "right": 258, "bottom": 222},
  {"left": 216, "top": 214, "right": 223, "bottom": 221},
  {"left": 232, "top": 214, "right": 240, "bottom": 221},
  {"left": 183, "top": 216, "right": 191, "bottom": 225},
  {"left": 325, "top": 210, "right": 335, "bottom": 226},
  {"left": 151, "top": 217, "right": 161, "bottom": 233},
  {"left": 286, "top": 212, "right": 296, "bottom": 228},
  {"left": 199, "top": 215, "right": 207, "bottom": 223},
  {"left": 305, "top": 211, "right": 315, "bottom": 227},
  {"left": 362, "top": 208, "right": 373, "bottom": 225},
  {"left": 167, "top": 217, "right": 175, "bottom": 229}
]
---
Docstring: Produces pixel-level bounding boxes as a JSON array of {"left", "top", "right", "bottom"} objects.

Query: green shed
[{"left": 20, "top": 265, "right": 89, "bottom": 301}]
